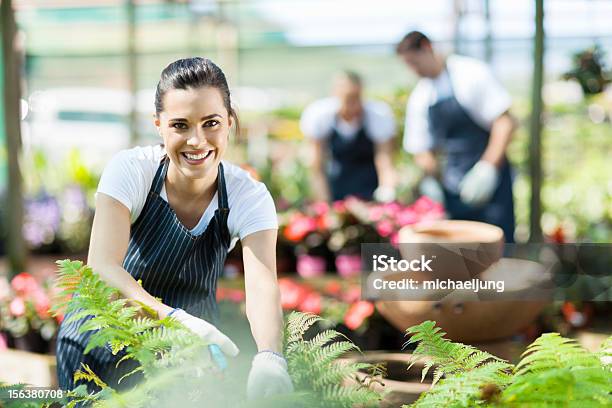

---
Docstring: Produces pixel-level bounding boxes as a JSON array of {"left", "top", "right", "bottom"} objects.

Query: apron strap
[
  {"left": 150, "top": 155, "right": 169, "bottom": 196},
  {"left": 217, "top": 162, "right": 229, "bottom": 211}
]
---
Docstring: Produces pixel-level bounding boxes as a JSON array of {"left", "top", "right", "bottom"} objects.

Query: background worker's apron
[
  {"left": 326, "top": 121, "right": 379, "bottom": 201},
  {"left": 428, "top": 92, "right": 515, "bottom": 243},
  {"left": 56, "top": 157, "right": 231, "bottom": 392}
]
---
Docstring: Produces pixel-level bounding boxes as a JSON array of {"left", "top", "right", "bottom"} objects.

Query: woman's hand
[
  {"left": 169, "top": 309, "right": 239, "bottom": 357},
  {"left": 247, "top": 351, "right": 294, "bottom": 398}
]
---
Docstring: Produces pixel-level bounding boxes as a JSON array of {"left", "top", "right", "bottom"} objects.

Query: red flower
[
  {"left": 278, "top": 278, "right": 309, "bottom": 310},
  {"left": 298, "top": 292, "right": 322, "bottom": 315},
  {"left": 11, "top": 273, "right": 40, "bottom": 296},
  {"left": 323, "top": 281, "right": 342, "bottom": 296},
  {"left": 283, "top": 213, "right": 317, "bottom": 242},
  {"left": 344, "top": 301, "right": 374, "bottom": 330}
]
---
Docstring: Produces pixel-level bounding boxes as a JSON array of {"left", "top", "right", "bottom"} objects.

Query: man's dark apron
[
  {"left": 428, "top": 87, "right": 515, "bottom": 243},
  {"left": 56, "top": 157, "right": 231, "bottom": 392},
  {"left": 326, "top": 121, "right": 378, "bottom": 201}
]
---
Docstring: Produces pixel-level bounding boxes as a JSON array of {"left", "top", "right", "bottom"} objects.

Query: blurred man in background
[
  {"left": 397, "top": 31, "right": 517, "bottom": 242},
  {"left": 300, "top": 71, "right": 396, "bottom": 202}
]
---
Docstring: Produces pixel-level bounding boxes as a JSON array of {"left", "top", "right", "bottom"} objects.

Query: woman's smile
[{"left": 181, "top": 149, "right": 215, "bottom": 165}]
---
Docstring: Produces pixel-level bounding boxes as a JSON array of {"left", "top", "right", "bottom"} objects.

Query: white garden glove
[
  {"left": 373, "top": 185, "right": 396, "bottom": 203},
  {"left": 168, "top": 308, "right": 239, "bottom": 357},
  {"left": 419, "top": 175, "right": 445, "bottom": 204},
  {"left": 459, "top": 160, "right": 499, "bottom": 207},
  {"left": 247, "top": 351, "right": 294, "bottom": 399}
]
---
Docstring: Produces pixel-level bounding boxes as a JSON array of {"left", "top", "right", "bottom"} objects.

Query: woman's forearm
[
  {"left": 89, "top": 261, "right": 173, "bottom": 318},
  {"left": 246, "top": 278, "right": 283, "bottom": 352}
]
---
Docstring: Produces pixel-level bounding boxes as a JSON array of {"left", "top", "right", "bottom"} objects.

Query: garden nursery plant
[
  {"left": 404, "top": 320, "right": 612, "bottom": 407},
  {"left": 0, "top": 260, "right": 382, "bottom": 408}
]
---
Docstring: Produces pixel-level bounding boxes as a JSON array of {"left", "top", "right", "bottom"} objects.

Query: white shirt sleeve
[
  {"left": 96, "top": 145, "right": 160, "bottom": 223},
  {"left": 449, "top": 55, "right": 512, "bottom": 130},
  {"left": 225, "top": 165, "right": 278, "bottom": 241},
  {"left": 363, "top": 101, "right": 396, "bottom": 143},
  {"left": 299, "top": 98, "right": 338, "bottom": 140},
  {"left": 403, "top": 81, "right": 436, "bottom": 153}
]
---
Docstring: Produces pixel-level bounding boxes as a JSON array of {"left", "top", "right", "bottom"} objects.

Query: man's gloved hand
[
  {"left": 373, "top": 185, "right": 396, "bottom": 203},
  {"left": 459, "top": 161, "right": 499, "bottom": 207},
  {"left": 169, "top": 308, "right": 239, "bottom": 357},
  {"left": 247, "top": 351, "right": 294, "bottom": 399},
  {"left": 419, "top": 175, "right": 445, "bottom": 205}
]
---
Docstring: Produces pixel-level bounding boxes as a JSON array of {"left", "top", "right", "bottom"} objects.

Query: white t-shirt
[
  {"left": 403, "top": 54, "right": 512, "bottom": 154},
  {"left": 97, "top": 145, "right": 278, "bottom": 247},
  {"left": 300, "top": 97, "right": 396, "bottom": 143}
]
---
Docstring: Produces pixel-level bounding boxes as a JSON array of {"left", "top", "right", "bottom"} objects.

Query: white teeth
[{"left": 184, "top": 151, "right": 210, "bottom": 160}]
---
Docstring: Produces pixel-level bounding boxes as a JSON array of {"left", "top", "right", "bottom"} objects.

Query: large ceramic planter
[
  {"left": 398, "top": 220, "right": 504, "bottom": 281},
  {"left": 338, "top": 352, "right": 431, "bottom": 407},
  {"left": 375, "top": 258, "right": 551, "bottom": 342}
]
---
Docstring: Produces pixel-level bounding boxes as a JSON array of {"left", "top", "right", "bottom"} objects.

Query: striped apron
[{"left": 56, "top": 156, "right": 231, "bottom": 392}]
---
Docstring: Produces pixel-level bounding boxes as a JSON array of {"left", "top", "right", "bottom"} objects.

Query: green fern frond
[
  {"left": 74, "top": 364, "right": 110, "bottom": 390},
  {"left": 515, "top": 333, "right": 599, "bottom": 376},
  {"left": 405, "top": 320, "right": 511, "bottom": 386},
  {"left": 285, "top": 312, "right": 381, "bottom": 408}
]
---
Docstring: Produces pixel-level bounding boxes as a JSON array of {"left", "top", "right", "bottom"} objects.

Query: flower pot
[
  {"left": 398, "top": 220, "right": 504, "bottom": 282},
  {"left": 375, "top": 258, "right": 551, "bottom": 342},
  {"left": 338, "top": 351, "right": 431, "bottom": 407},
  {"left": 296, "top": 254, "right": 326, "bottom": 278},
  {"left": 335, "top": 254, "right": 362, "bottom": 278},
  {"left": 12, "top": 330, "right": 50, "bottom": 354}
]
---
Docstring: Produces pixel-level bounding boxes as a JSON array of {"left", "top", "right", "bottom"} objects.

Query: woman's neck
[{"left": 165, "top": 164, "right": 218, "bottom": 202}]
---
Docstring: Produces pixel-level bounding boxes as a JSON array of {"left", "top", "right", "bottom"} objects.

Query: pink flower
[
  {"left": 296, "top": 255, "right": 326, "bottom": 278},
  {"left": 412, "top": 196, "right": 437, "bottom": 214},
  {"left": 342, "top": 286, "right": 362, "bottom": 303},
  {"left": 310, "top": 201, "right": 329, "bottom": 217},
  {"left": 383, "top": 202, "right": 401, "bottom": 215},
  {"left": 332, "top": 200, "right": 347, "bottom": 213},
  {"left": 368, "top": 205, "right": 386, "bottom": 222},
  {"left": 11, "top": 273, "right": 40, "bottom": 296},
  {"left": 390, "top": 232, "right": 400, "bottom": 246},
  {"left": 33, "top": 289, "right": 51, "bottom": 318},
  {"left": 376, "top": 220, "right": 395, "bottom": 237},
  {"left": 227, "top": 289, "right": 246, "bottom": 303},
  {"left": 298, "top": 292, "right": 322, "bottom": 315},
  {"left": 396, "top": 208, "right": 419, "bottom": 226},
  {"left": 0, "top": 332, "right": 7, "bottom": 351},
  {"left": 9, "top": 297, "right": 26, "bottom": 316},
  {"left": 344, "top": 301, "right": 375, "bottom": 330}
]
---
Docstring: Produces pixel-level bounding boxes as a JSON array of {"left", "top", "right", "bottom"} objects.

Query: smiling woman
[{"left": 54, "top": 58, "right": 293, "bottom": 400}]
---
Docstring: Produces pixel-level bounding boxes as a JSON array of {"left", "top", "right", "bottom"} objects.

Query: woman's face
[{"left": 155, "top": 86, "right": 232, "bottom": 181}]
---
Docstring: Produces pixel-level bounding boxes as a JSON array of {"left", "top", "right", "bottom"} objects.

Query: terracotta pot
[
  {"left": 398, "top": 220, "right": 504, "bottom": 281},
  {"left": 375, "top": 258, "right": 551, "bottom": 342},
  {"left": 338, "top": 352, "right": 431, "bottom": 407},
  {"left": 296, "top": 254, "right": 326, "bottom": 278}
]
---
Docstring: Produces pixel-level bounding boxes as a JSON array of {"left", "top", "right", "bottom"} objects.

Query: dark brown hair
[
  {"left": 155, "top": 57, "right": 240, "bottom": 135},
  {"left": 396, "top": 31, "right": 431, "bottom": 54}
]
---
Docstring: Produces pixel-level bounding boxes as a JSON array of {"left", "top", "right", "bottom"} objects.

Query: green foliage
[
  {"left": 404, "top": 321, "right": 612, "bottom": 408},
  {"left": 50, "top": 260, "right": 381, "bottom": 407},
  {"left": 284, "top": 312, "right": 382, "bottom": 408}
]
